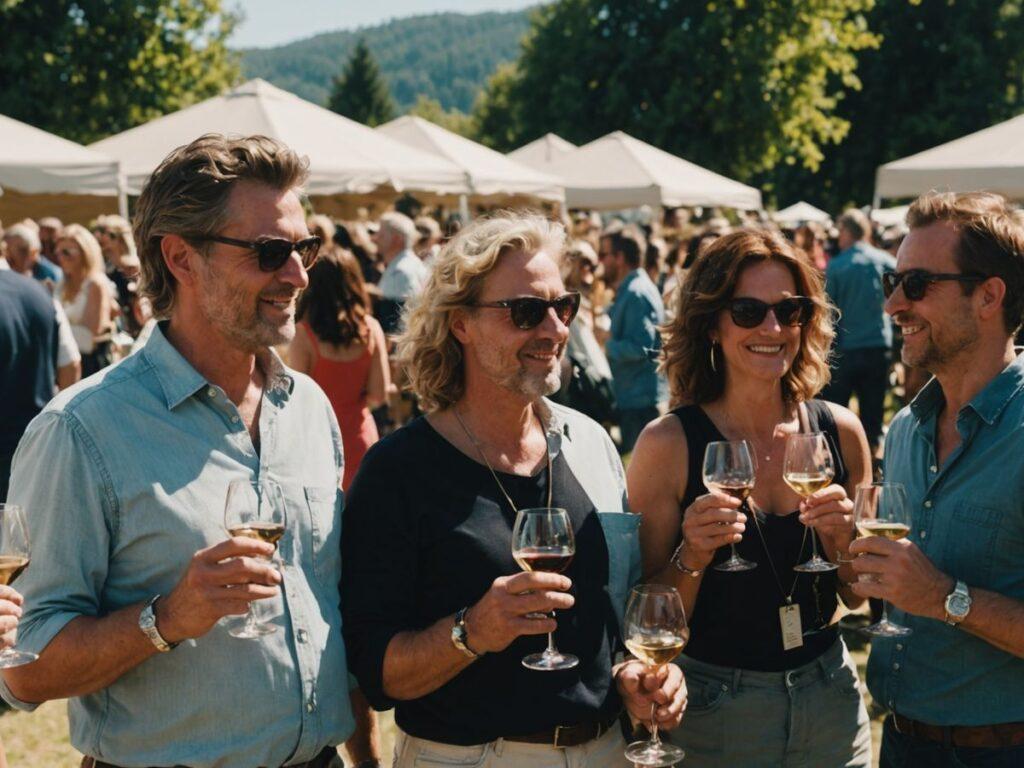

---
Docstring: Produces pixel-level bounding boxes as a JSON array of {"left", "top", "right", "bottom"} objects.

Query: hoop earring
[{"left": 710, "top": 342, "right": 718, "bottom": 373}]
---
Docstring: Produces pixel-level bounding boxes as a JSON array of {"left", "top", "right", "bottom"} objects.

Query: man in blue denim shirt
[
  {"left": 601, "top": 230, "right": 667, "bottom": 453},
  {"left": 1, "top": 136, "right": 374, "bottom": 768},
  {"left": 850, "top": 192, "right": 1024, "bottom": 767}
]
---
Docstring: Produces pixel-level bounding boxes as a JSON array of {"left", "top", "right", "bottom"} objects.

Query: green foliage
[
  {"left": 770, "top": 0, "right": 1024, "bottom": 211},
  {"left": 0, "top": 0, "right": 239, "bottom": 144},
  {"left": 473, "top": 0, "right": 878, "bottom": 185},
  {"left": 406, "top": 96, "right": 476, "bottom": 138},
  {"left": 327, "top": 38, "right": 396, "bottom": 126},
  {"left": 242, "top": 11, "right": 531, "bottom": 113}
]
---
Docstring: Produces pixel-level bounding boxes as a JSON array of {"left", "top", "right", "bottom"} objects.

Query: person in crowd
[
  {"left": 629, "top": 229, "right": 873, "bottom": 767},
  {"left": 0, "top": 268, "right": 80, "bottom": 500},
  {"left": 335, "top": 220, "right": 382, "bottom": 287},
  {"left": 821, "top": 209, "right": 897, "bottom": 457},
  {"left": 2, "top": 134, "right": 378, "bottom": 768},
  {"left": 374, "top": 211, "right": 428, "bottom": 335},
  {"left": 2, "top": 223, "right": 63, "bottom": 287},
  {"left": 414, "top": 215, "right": 442, "bottom": 266},
  {"left": 37, "top": 216, "right": 63, "bottom": 263},
  {"left": 94, "top": 215, "right": 149, "bottom": 338},
  {"left": 290, "top": 249, "right": 390, "bottom": 490},
  {"left": 601, "top": 229, "right": 668, "bottom": 453},
  {"left": 645, "top": 236, "right": 667, "bottom": 292},
  {"left": 850, "top": 192, "right": 1024, "bottom": 768},
  {"left": 56, "top": 224, "right": 115, "bottom": 376},
  {"left": 341, "top": 214, "right": 686, "bottom": 768},
  {"left": 794, "top": 222, "right": 828, "bottom": 271}
]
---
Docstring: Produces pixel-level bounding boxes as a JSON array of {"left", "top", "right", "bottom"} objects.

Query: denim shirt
[
  {"left": 825, "top": 242, "right": 896, "bottom": 351},
  {"left": 868, "top": 354, "right": 1024, "bottom": 725},
  {"left": 3, "top": 323, "right": 355, "bottom": 767},
  {"left": 606, "top": 269, "right": 668, "bottom": 410}
]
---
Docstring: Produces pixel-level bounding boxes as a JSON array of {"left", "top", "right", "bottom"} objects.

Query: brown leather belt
[
  {"left": 891, "top": 713, "right": 1024, "bottom": 748},
  {"left": 82, "top": 745, "right": 338, "bottom": 768},
  {"left": 505, "top": 712, "right": 622, "bottom": 748}
]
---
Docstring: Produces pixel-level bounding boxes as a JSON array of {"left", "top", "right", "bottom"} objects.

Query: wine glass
[
  {"left": 702, "top": 440, "right": 757, "bottom": 572},
  {"left": 854, "top": 482, "right": 913, "bottom": 637},
  {"left": 623, "top": 584, "right": 689, "bottom": 767},
  {"left": 784, "top": 432, "right": 839, "bottom": 573},
  {"left": 0, "top": 504, "right": 37, "bottom": 668},
  {"left": 223, "top": 479, "right": 286, "bottom": 639},
  {"left": 511, "top": 507, "right": 578, "bottom": 671}
]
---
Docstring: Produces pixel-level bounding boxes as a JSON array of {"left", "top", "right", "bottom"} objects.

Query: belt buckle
[{"left": 553, "top": 725, "right": 567, "bottom": 749}]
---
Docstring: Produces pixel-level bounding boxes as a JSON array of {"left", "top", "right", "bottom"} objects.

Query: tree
[
  {"left": 406, "top": 95, "right": 476, "bottom": 138},
  {"left": 473, "top": 0, "right": 878, "bottom": 186},
  {"left": 328, "top": 38, "right": 396, "bottom": 126},
  {"left": 0, "top": 0, "right": 240, "bottom": 144}
]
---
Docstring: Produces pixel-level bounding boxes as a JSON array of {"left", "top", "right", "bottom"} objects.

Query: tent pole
[
  {"left": 116, "top": 163, "right": 129, "bottom": 219},
  {"left": 459, "top": 194, "right": 470, "bottom": 222}
]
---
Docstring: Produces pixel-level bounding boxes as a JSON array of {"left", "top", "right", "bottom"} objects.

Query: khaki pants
[{"left": 393, "top": 725, "right": 631, "bottom": 768}]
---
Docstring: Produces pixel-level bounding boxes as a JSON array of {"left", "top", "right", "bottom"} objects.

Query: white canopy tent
[
  {"left": 89, "top": 79, "right": 469, "bottom": 198},
  {"left": 772, "top": 201, "right": 831, "bottom": 226},
  {"left": 508, "top": 133, "right": 577, "bottom": 173},
  {"left": 0, "top": 113, "right": 125, "bottom": 216},
  {"left": 547, "top": 131, "right": 762, "bottom": 211},
  {"left": 376, "top": 116, "right": 564, "bottom": 204},
  {"left": 875, "top": 113, "right": 1024, "bottom": 206},
  {"left": 871, "top": 205, "right": 910, "bottom": 229}
]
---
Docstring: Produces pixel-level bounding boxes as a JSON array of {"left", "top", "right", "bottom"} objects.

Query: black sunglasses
[
  {"left": 727, "top": 296, "right": 815, "bottom": 329},
  {"left": 192, "top": 234, "right": 321, "bottom": 272},
  {"left": 469, "top": 292, "right": 582, "bottom": 330},
  {"left": 881, "top": 269, "right": 985, "bottom": 301}
]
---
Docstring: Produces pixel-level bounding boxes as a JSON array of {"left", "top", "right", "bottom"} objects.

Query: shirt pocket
[
  {"left": 597, "top": 511, "right": 641, "bottom": 627},
  {"left": 304, "top": 485, "right": 342, "bottom": 589},
  {"left": 942, "top": 500, "right": 1005, "bottom": 587}
]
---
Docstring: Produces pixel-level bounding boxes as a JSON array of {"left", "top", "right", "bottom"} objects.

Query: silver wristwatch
[
  {"left": 450, "top": 607, "right": 480, "bottom": 659},
  {"left": 139, "top": 595, "right": 178, "bottom": 652},
  {"left": 944, "top": 580, "right": 972, "bottom": 626}
]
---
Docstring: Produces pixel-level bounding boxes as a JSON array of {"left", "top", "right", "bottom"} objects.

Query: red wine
[{"left": 513, "top": 546, "right": 574, "bottom": 574}]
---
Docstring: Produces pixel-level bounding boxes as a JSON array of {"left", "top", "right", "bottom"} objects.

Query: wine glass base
[
  {"left": 861, "top": 620, "right": 912, "bottom": 638},
  {"left": 625, "top": 739, "right": 685, "bottom": 767},
  {"left": 793, "top": 557, "right": 839, "bottom": 573},
  {"left": 0, "top": 649, "right": 39, "bottom": 669},
  {"left": 522, "top": 651, "right": 579, "bottom": 671},
  {"left": 714, "top": 557, "right": 757, "bottom": 572},
  {"left": 229, "top": 623, "right": 278, "bottom": 639}
]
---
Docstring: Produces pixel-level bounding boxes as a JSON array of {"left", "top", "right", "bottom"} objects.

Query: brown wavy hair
[
  {"left": 661, "top": 228, "right": 834, "bottom": 406},
  {"left": 298, "top": 249, "right": 371, "bottom": 346}
]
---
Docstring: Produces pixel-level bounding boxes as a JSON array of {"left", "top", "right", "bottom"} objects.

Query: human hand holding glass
[
  {"left": 784, "top": 432, "right": 839, "bottom": 573},
  {"left": 223, "top": 479, "right": 286, "bottom": 639},
  {"left": 702, "top": 440, "right": 757, "bottom": 572},
  {"left": 511, "top": 507, "right": 578, "bottom": 671},
  {"left": 623, "top": 584, "right": 688, "bottom": 767},
  {"left": 853, "top": 482, "right": 913, "bottom": 637},
  {"left": 0, "top": 504, "right": 36, "bottom": 668}
]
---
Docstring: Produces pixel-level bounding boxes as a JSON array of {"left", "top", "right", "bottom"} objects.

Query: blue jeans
[
  {"left": 617, "top": 406, "right": 659, "bottom": 454},
  {"left": 881, "top": 716, "right": 1024, "bottom": 768}
]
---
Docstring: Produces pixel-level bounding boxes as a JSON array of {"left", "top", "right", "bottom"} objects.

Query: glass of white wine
[
  {"left": 702, "top": 440, "right": 757, "bottom": 572},
  {"left": 623, "top": 584, "right": 688, "bottom": 767},
  {"left": 0, "top": 504, "right": 37, "bottom": 668},
  {"left": 784, "top": 432, "right": 839, "bottom": 573},
  {"left": 223, "top": 479, "right": 286, "bottom": 639},
  {"left": 511, "top": 507, "right": 578, "bottom": 671},
  {"left": 854, "top": 482, "right": 913, "bottom": 637}
]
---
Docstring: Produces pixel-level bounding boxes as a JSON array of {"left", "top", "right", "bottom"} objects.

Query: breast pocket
[
  {"left": 597, "top": 511, "right": 641, "bottom": 627},
  {"left": 941, "top": 500, "right": 1005, "bottom": 587},
  {"left": 305, "top": 486, "right": 342, "bottom": 589}
]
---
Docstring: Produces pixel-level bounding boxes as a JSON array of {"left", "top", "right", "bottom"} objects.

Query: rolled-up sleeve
[{"left": 340, "top": 443, "right": 419, "bottom": 711}]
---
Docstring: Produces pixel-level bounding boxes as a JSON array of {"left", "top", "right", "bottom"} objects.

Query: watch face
[{"left": 948, "top": 593, "right": 970, "bottom": 617}]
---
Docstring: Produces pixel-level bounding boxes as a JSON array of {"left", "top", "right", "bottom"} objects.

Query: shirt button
[
  {"left": 893, "top": 662, "right": 900, "bottom": 670},
  {"left": 920, "top": 530, "right": 927, "bottom": 539},
  {"left": 896, "top": 644, "right": 903, "bottom": 651},
  {"left": 207, "top": 387, "right": 216, "bottom": 398},
  {"left": 924, "top": 500, "right": 933, "bottom": 509},
  {"left": 297, "top": 629, "right": 308, "bottom": 643},
  {"left": 230, "top": 415, "right": 240, "bottom": 423},
  {"left": 306, "top": 702, "right": 315, "bottom": 713},
  {"left": 930, "top": 465, "right": 938, "bottom": 473}
]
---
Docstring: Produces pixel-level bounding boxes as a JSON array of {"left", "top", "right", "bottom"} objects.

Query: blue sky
[{"left": 232, "top": 0, "right": 540, "bottom": 48}]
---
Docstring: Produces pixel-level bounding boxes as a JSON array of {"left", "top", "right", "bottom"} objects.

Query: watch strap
[
  {"left": 451, "top": 607, "right": 480, "bottom": 659},
  {"left": 944, "top": 580, "right": 971, "bottom": 626},
  {"left": 139, "top": 595, "right": 178, "bottom": 652}
]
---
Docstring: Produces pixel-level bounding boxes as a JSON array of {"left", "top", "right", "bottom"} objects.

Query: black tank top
[{"left": 672, "top": 400, "right": 846, "bottom": 671}]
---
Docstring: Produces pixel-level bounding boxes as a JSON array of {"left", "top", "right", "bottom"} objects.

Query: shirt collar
[
  {"left": 536, "top": 397, "right": 570, "bottom": 457},
  {"left": 910, "top": 353, "right": 1024, "bottom": 426},
  {"left": 143, "top": 321, "right": 294, "bottom": 411}
]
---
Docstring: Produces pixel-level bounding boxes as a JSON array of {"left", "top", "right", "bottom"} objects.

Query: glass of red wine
[{"left": 511, "top": 507, "right": 578, "bottom": 671}]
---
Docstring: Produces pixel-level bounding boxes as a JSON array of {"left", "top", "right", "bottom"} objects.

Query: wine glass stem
[
  {"left": 806, "top": 499, "right": 821, "bottom": 559},
  {"left": 649, "top": 701, "right": 660, "bottom": 746},
  {"left": 728, "top": 543, "right": 740, "bottom": 560},
  {"left": 880, "top": 601, "right": 890, "bottom": 625}
]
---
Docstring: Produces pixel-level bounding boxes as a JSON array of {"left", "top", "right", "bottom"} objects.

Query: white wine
[
  {"left": 625, "top": 630, "right": 689, "bottom": 666},
  {"left": 856, "top": 521, "right": 910, "bottom": 540},
  {"left": 707, "top": 481, "right": 753, "bottom": 501},
  {"left": 0, "top": 555, "right": 28, "bottom": 586},
  {"left": 229, "top": 522, "right": 285, "bottom": 547},
  {"left": 514, "top": 546, "right": 574, "bottom": 574},
  {"left": 784, "top": 471, "right": 833, "bottom": 497}
]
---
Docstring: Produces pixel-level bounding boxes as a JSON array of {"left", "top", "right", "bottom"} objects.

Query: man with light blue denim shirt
[
  {"left": 2, "top": 135, "right": 374, "bottom": 768},
  {"left": 849, "top": 192, "right": 1024, "bottom": 767}
]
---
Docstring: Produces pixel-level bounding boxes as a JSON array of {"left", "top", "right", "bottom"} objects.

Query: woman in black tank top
[{"left": 627, "top": 230, "right": 874, "bottom": 767}]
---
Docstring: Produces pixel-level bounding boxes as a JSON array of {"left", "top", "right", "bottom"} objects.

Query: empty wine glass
[
  {"left": 623, "top": 584, "right": 689, "bottom": 767},
  {"left": 854, "top": 482, "right": 913, "bottom": 637},
  {"left": 784, "top": 432, "right": 838, "bottom": 573},
  {"left": 511, "top": 507, "right": 578, "bottom": 671},
  {"left": 0, "top": 504, "right": 37, "bottom": 668},
  {"left": 702, "top": 440, "right": 757, "bottom": 572},
  {"left": 223, "top": 479, "right": 286, "bottom": 639}
]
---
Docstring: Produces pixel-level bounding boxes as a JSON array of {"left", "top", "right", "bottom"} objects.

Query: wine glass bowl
[
  {"left": 784, "top": 432, "right": 839, "bottom": 573},
  {"left": 853, "top": 482, "right": 913, "bottom": 638},
  {"left": 702, "top": 440, "right": 758, "bottom": 573},
  {"left": 0, "top": 504, "right": 38, "bottom": 668}
]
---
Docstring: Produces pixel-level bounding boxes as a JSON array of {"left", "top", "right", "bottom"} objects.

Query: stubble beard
[{"left": 197, "top": 261, "right": 295, "bottom": 353}]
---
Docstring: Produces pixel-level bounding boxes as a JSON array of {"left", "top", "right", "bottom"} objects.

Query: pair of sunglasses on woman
[
  {"left": 470, "top": 292, "right": 582, "bottom": 330},
  {"left": 727, "top": 296, "right": 816, "bottom": 329},
  {"left": 193, "top": 234, "right": 322, "bottom": 272}
]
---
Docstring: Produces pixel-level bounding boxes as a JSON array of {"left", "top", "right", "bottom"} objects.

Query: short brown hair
[
  {"left": 662, "top": 228, "right": 834, "bottom": 406},
  {"left": 907, "top": 191, "right": 1024, "bottom": 334},
  {"left": 133, "top": 134, "right": 309, "bottom": 317}
]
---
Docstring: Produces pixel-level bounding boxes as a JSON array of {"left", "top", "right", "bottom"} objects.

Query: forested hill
[{"left": 240, "top": 9, "right": 533, "bottom": 113}]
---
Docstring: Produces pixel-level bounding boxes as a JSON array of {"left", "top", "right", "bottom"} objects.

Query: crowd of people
[{"left": 0, "top": 132, "right": 1021, "bottom": 768}]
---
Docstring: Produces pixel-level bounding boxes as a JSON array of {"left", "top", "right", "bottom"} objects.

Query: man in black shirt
[{"left": 342, "top": 214, "right": 686, "bottom": 766}]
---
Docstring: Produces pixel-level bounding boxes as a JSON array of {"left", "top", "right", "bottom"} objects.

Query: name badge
[{"left": 779, "top": 604, "right": 804, "bottom": 651}]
